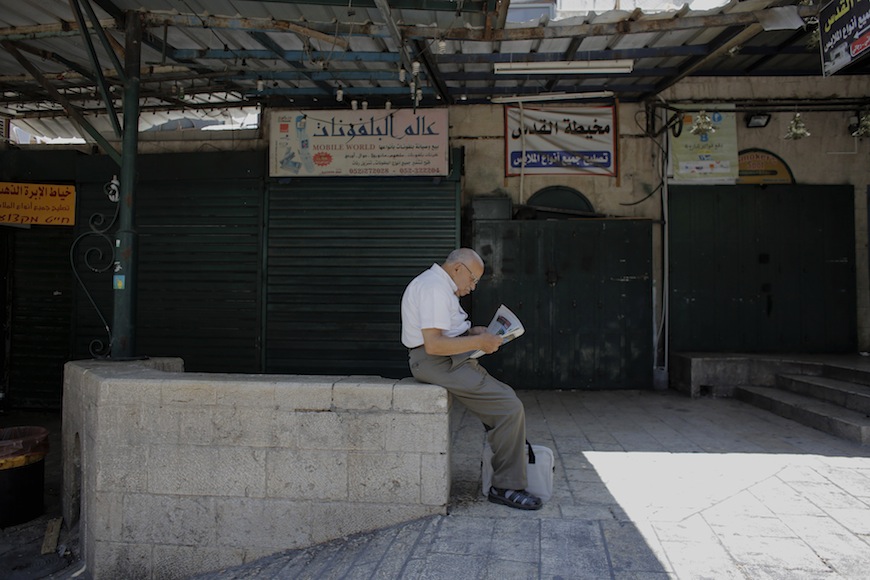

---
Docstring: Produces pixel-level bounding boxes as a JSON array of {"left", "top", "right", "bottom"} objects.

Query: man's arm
[{"left": 421, "top": 327, "right": 503, "bottom": 356}]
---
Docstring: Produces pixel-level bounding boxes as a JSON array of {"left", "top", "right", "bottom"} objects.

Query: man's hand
[{"left": 476, "top": 332, "right": 503, "bottom": 355}]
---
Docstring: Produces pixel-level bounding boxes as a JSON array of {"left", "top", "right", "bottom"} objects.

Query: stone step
[
  {"left": 734, "top": 386, "right": 870, "bottom": 446},
  {"left": 777, "top": 374, "right": 870, "bottom": 415},
  {"left": 822, "top": 363, "right": 870, "bottom": 388}
]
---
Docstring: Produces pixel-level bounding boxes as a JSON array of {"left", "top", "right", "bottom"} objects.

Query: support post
[{"left": 111, "top": 12, "right": 141, "bottom": 359}]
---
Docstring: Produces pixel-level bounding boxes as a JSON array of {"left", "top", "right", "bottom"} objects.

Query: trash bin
[{"left": 0, "top": 426, "right": 49, "bottom": 528}]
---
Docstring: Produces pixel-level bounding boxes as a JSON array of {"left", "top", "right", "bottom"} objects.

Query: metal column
[{"left": 111, "top": 12, "right": 141, "bottom": 359}]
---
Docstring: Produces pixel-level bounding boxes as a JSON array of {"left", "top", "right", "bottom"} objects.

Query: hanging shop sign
[
  {"left": 820, "top": 0, "right": 870, "bottom": 76},
  {"left": 269, "top": 108, "right": 449, "bottom": 177},
  {"left": 669, "top": 106, "right": 739, "bottom": 183},
  {"left": 737, "top": 149, "right": 796, "bottom": 185},
  {"left": 0, "top": 182, "right": 76, "bottom": 226},
  {"left": 504, "top": 105, "right": 618, "bottom": 177}
]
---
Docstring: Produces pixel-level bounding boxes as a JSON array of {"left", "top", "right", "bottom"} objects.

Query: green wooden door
[{"left": 669, "top": 185, "right": 856, "bottom": 352}]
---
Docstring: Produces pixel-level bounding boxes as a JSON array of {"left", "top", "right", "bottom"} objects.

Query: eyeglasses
[{"left": 458, "top": 262, "right": 480, "bottom": 285}]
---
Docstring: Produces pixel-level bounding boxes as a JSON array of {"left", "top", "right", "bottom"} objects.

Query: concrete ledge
[
  {"left": 62, "top": 359, "right": 449, "bottom": 579},
  {"left": 669, "top": 353, "right": 824, "bottom": 398}
]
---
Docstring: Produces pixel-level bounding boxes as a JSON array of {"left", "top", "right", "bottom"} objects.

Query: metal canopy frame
[{"left": 0, "top": 0, "right": 866, "bottom": 137}]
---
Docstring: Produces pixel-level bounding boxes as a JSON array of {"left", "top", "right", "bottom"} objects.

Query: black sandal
[{"left": 488, "top": 487, "right": 543, "bottom": 510}]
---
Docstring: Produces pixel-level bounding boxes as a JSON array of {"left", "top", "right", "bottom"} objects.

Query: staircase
[{"left": 735, "top": 363, "right": 870, "bottom": 446}]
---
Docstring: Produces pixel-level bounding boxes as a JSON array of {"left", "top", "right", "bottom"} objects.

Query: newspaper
[{"left": 455, "top": 304, "right": 525, "bottom": 362}]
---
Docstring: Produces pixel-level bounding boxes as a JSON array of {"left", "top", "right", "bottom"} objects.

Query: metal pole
[{"left": 111, "top": 11, "right": 141, "bottom": 359}]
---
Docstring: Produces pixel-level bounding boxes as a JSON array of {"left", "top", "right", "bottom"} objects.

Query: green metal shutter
[
  {"left": 73, "top": 151, "right": 265, "bottom": 372},
  {"left": 1, "top": 150, "right": 79, "bottom": 409},
  {"left": 8, "top": 227, "right": 73, "bottom": 409},
  {"left": 265, "top": 176, "right": 460, "bottom": 379}
]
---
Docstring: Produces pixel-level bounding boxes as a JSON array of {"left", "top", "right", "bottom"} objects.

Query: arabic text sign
[
  {"left": 269, "top": 109, "right": 449, "bottom": 177},
  {"left": 0, "top": 182, "right": 76, "bottom": 226},
  {"left": 820, "top": 0, "right": 870, "bottom": 76},
  {"left": 505, "top": 106, "right": 617, "bottom": 176}
]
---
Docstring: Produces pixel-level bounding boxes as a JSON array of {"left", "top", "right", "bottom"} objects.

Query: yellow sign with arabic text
[{"left": 0, "top": 182, "right": 76, "bottom": 226}]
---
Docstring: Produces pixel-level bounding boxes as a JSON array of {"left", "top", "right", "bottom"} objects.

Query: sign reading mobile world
[{"left": 269, "top": 109, "right": 449, "bottom": 177}]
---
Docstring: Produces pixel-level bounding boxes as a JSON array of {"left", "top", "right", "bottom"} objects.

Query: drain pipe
[{"left": 653, "top": 105, "right": 671, "bottom": 389}]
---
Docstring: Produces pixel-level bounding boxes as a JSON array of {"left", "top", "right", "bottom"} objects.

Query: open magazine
[{"left": 454, "top": 304, "right": 525, "bottom": 363}]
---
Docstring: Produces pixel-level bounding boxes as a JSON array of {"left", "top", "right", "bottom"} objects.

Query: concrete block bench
[{"left": 62, "top": 359, "right": 449, "bottom": 579}]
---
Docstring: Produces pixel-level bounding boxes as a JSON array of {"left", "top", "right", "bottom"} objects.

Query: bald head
[{"left": 444, "top": 248, "right": 483, "bottom": 268}]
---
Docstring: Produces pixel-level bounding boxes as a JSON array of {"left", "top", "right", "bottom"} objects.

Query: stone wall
[{"left": 62, "top": 359, "right": 450, "bottom": 579}]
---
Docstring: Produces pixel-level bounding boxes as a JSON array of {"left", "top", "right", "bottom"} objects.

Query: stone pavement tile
[
  {"left": 778, "top": 514, "right": 870, "bottom": 578},
  {"left": 539, "top": 519, "right": 612, "bottom": 579},
  {"left": 564, "top": 465, "right": 607, "bottom": 483},
  {"left": 427, "top": 516, "right": 495, "bottom": 557},
  {"left": 786, "top": 481, "right": 870, "bottom": 510},
  {"left": 553, "top": 436, "right": 595, "bottom": 457},
  {"left": 777, "top": 465, "right": 835, "bottom": 484},
  {"left": 487, "top": 517, "right": 541, "bottom": 563},
  {"left": 748, "top": 477, "right": 828, "bottom": 517},
  {"left": 705, "top": 514, "right": 798, "bottom": 539},
  {"left": 560, "top": 504, "right": 627, "bottom": 522},
  {"left": 820, "top": 466, "right": 870, "bottom": 499},
  {"left": 657, "top": 539, "right": 745, "bottom": 580},
  {"left": 700, "top": 490, "right": 778, "bottom": 521},
  {"left": 567, "top": 481, "right": 619, "bottom": 505},
  {"left": 609, "top": 430, "right": 668, "bottom": 452},
  {"left": 822, "top": 507, "right": 870, "bottom": 535},
  {"left": 481, "top": 558, "right": 539, "bottom": 580},
  {"left": 600, "top": 520, "right": 672, "bottom": 577},
  {"left": 416, "top": 553, "right": 488, "bottom": 579},
  {"left": 344, "top": 521, "right": 421, "bottom": 577},
  {"left": 737, "top": 565, "right": 839, "bottom": 580},
  {"left": 714, "top": 533, "right": 831, "bottom": 574}
]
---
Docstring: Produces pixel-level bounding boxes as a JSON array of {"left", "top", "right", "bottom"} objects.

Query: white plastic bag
[{"left": 482, "top": 440, "right": 554, "bottom": 502}]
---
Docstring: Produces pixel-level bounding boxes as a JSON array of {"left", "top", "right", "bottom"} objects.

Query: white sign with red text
[{"left": 269, "top": 109, "right": 449, "bottom": 177}]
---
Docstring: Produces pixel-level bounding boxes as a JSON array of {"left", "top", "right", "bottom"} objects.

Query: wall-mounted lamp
[{"left": 745, "top": 113, "right": 771, "bottom": 128}]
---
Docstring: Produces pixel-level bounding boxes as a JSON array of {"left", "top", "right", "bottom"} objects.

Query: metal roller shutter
[{"left": 265, "top": 176, "right": 459, "bottom": 379}]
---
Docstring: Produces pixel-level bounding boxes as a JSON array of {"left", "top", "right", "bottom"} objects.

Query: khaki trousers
[{"left": 409, "top": 347, "right": 528, "bottom": 490}]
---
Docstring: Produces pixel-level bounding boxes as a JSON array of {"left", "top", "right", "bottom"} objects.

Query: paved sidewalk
[{"left": 186, "top": 390, "right": 870, "bottom": 580}]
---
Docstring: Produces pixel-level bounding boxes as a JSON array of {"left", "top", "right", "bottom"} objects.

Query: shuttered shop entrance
[
  {"left": 265, "top": 177, "right": 459, "bottom": 379},
  {"left": 669, "top": 184, "right": 857, "bottom": 352},
  {"left": 73, "top": 151, "right": 265, "bottom": 372},
  {"left": 2, "top": 150, "right": 78, "bottom": 409}
]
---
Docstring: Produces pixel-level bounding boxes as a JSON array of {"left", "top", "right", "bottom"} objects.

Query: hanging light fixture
[
  {"left": 851, "top": 112, "right": 870, "bottom": 137},
  {"left": 784, "top": 113, "right": 811, "bottom": 140},
  {"left": 690, "top": 111, "right": 716, "bottom": 136},
  {"left": 336, "top": 87, "right": 344, "bottom": 102}
]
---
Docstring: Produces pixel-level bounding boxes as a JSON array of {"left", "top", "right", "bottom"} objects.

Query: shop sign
[
  {"left": 504, "top": 105, "right": 617, "bottom": 177},
  {"left": 0, "top": 182, "right": 76, "bottom": 226},
  {"left": 269, "top": 109, "right": 449, "bottom": 177}
]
